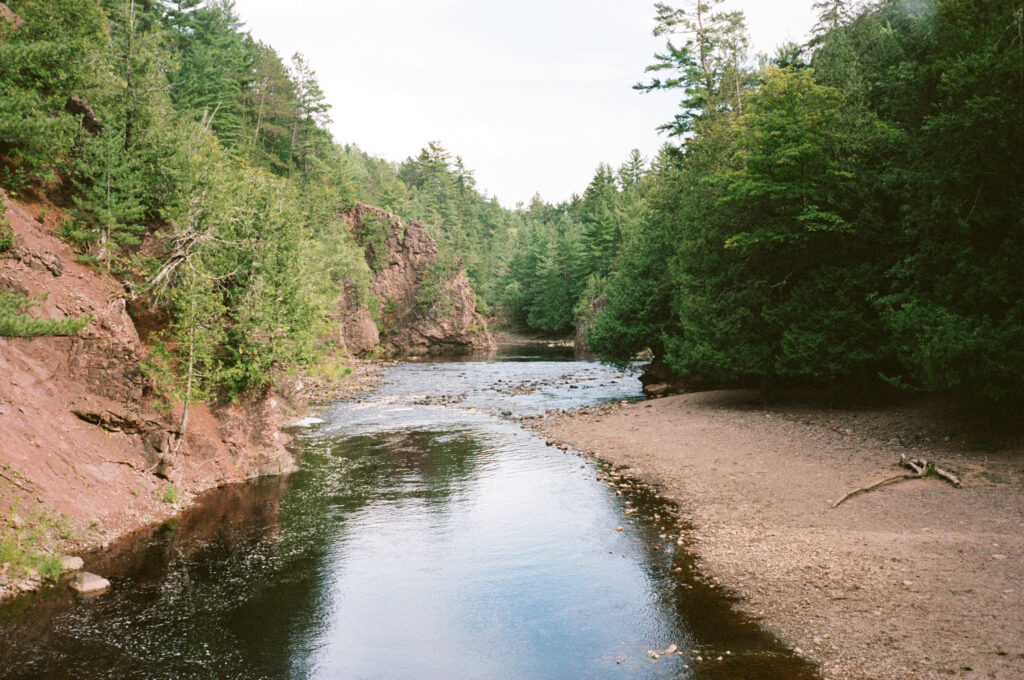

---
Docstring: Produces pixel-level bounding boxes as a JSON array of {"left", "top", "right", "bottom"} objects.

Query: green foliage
[
  {"left": 635, "top": 0, "right": 750, "bottom": 135},
  {"left": 0, "top": 290, "right": 91, "bottom": 337},
  {"left": 0, "top": 498, "right": 73, "bottom": 583},
  {"left": 416, "top": 250, "right": 456, "bottom": 313},
  {"left": 144, "top": 128, "right": 358, "bottom": 400},
  {"left": 157, "top": 484, "right": 178, "bottom": 503},
  {"left": 70, "top": 126, "right": 148, "bottom": 266},
  {"left": 355, "top": 210, "right": 393, "bottom": 271},
  {"left": 577, "top": 0, "right": 1024, "bottom": 406},
  {"left": 0, "top": 202, "right": 12, "bottom": 253},
  {"left": 8, "top": 0, "right": 1017, "bottom": 411},
  {"left": 0, "top": 0, "right": 108, "bottom": 189}
]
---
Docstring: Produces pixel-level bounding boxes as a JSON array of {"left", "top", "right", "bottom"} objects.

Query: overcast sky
[{"left": 231, "top": 0, "right": 819, "bottom": 206}]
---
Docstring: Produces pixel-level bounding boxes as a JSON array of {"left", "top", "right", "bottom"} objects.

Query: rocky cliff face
[
  {"left": 343, "top": 203, "right": 495, "bottom": 357},
  {"left": 0, "top": 191, "right": 295, "bottom": 549}
]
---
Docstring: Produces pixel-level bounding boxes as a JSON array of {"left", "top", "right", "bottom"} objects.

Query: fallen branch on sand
[{"left": 832, "top": 454, "right": 962, "bottom": 508}]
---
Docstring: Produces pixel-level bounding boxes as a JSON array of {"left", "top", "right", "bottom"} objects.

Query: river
[{"left": 0, "top": 345, "right": 818, "bottom": 679}]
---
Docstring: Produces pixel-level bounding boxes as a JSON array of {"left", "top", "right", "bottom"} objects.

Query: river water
[{"left": 0, "top": 346, "right": 819, "bottom": 679}]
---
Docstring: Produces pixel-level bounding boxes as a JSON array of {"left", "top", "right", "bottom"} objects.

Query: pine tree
[
  {"left": 71, "top": 126, "right": 147, "bottom": 264},
  {"left": 288, "top": 52, "right": 331, "bottom": 171},
  {"left": 0, "top": 0, "right": 107, "bottom": 188},
  {"left": 634, "top": 0, "right": 751, "bottom": 135}
]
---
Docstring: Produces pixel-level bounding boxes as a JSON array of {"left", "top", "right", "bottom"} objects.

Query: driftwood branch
[
  {"left": 832, "top": 473, "right": 920, "bottom": 508},
  {"left": 900, "top": 454, "right": 924, "bottom": 475},
  {"left": 932, "top": 464, "right": 962, "bottom": 488},
  {"left": 832, "top": 455, "right": 962, "bottom": 508}
]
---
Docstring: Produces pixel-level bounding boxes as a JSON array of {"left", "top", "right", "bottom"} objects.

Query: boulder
[
  {"left": 60, "top": 556, "right": 84, "bottom": 572},
  {"left": 644, "top": 383, "right": 671, "bottom": 397},
  {"left": 68, "top": 571, "right": 110, "bottom": 596}
]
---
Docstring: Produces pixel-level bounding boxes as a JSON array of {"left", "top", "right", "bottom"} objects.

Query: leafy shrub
[{"left": 37, "top": 554, "right": 64, "bottom": 583}]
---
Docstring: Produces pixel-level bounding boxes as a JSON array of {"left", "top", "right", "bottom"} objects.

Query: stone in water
[{"left": 68, "top": 572, "right": 110, "bottom": 596}]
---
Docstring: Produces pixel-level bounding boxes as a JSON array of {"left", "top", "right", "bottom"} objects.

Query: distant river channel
[{"left": 0, "top": 345, "right": 819, "bottom": 680}]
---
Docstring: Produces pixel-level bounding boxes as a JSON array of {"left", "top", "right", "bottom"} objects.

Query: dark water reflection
[{"left": 0, "top": 347, "right": 819, "bottom": 679}]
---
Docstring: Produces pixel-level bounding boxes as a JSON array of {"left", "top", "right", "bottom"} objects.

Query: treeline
[
  {"left": 503, "top": 0, "right": 1024, "bottom": 407},
  {"left": 0, "top": 0, "right": 385, "bottom": 404},
  {"left": 0, "top": 0, "right": 513, "bottom": 403}
]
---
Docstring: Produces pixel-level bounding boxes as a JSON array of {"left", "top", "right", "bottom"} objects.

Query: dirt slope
[{"left": 0, "top": 191, "right": 295, "bottom": 595}]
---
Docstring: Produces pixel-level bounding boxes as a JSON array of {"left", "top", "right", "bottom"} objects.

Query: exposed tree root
[{"left": 832, "top": 454, "right": 961, "bottom": 508}]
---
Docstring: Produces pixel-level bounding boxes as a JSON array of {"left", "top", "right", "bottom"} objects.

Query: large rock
[
  {"left": 347, "top": 204, "right": 495, "bottom": 357},
  {"left": 334, "top": 280, "right": 379, "bottom": 355},
  {"left": 574, "top": 294, "right": 606, "bottom": 353},
  {"left": 68, "top": 572, "right": 110, "bottom": 596}
]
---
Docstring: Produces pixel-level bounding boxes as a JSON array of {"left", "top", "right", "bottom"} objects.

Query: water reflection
[{"left": 0, "top": 349, "right": 819, "bottom": 680}]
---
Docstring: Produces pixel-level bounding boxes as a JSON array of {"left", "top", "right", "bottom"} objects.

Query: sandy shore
[{"left": 528, "top": 390, "right": 1024, "bottom": 680}]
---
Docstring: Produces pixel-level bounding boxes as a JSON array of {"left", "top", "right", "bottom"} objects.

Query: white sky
[{"left": 231, "top": 0, "right": 819, "bottom": 206}]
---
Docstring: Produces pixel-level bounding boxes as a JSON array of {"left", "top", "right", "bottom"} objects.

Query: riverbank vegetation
[
  {"left": 1, "top": 0, "right": 1021, "bottom": 409},
  {"left": 0, "top": 0, "right": 504, "bottom": 402},
  {"left": 498, "top": 0, "right": 1024, "bottom": 409}
]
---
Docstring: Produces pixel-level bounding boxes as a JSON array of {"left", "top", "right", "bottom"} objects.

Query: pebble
[
  {"left": 616, "top": 526, "right": 623, "bottom": 532},
  {"left": 664, "top": 644, "right": 678, "bottom": 654}
]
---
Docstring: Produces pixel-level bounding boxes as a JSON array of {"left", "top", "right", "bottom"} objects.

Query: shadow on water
[
  {"left": 592, "top": 461, "right": 817, "bottom": 679},
  {"left": 0, "top": 350, "right": 820, "bottom": 680}
]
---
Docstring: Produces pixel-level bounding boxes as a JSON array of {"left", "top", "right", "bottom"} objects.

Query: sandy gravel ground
[{"left": 529, "top": 391, "right": 1024, "bottom": 680}]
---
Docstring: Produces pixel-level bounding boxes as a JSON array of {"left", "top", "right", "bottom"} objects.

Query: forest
[
  {"left": 1, "top": 0, "right": 1022, "bottom": 408},
  {"left": 503, "top": 0, "right": 1024, "bottom": 408}
]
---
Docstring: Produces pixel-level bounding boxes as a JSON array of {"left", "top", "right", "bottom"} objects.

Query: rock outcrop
[
  {"left": 344, "top": 203, "right": 495, "bottom": 357},
  {"left": 574, "top": 294, "right": 606, "bottom": 353},
  {"left": 0, "top": 191, "right": 295, "bottom": 552},
  {"left": 333, "top": 279, "right": 379, "bottom": 356}
]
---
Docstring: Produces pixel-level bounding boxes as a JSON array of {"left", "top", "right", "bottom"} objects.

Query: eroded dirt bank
[
  {"left": 528, "top": 391, "right": 1024, "bottom": 680},
  {"left": 0, "top": 192, "right": 300, "bottom": 599},
  {"left": 0, "top": 184, "right": 496, "bottom": 601}
]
